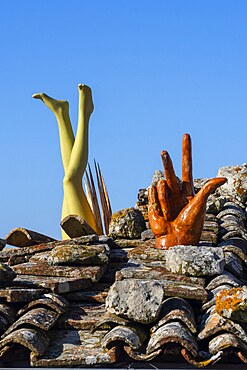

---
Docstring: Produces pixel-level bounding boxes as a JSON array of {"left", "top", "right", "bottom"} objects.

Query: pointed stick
[
  {"left": 98, "top": 162, "right": 112, "bottom": 226},
  {"left": 94, "top": 160, "right": 110, "bottom": 234},
  {"left": 84, "top": 167, "right": 103, "bottom": 235}
]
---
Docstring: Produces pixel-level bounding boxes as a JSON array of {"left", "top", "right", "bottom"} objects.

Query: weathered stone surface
[
  {"left": 0, "top": 328, "right": 49, "bottom": 357},
  {"left": 102, "top": 325, "right": 147, "bottom": 350},
  {"left": 206, "top": 271, "right": 242, "bottom": 291},
  {"left": 141, "top": 229, "right": 154, "bottom": 240},
  {"left": 64, "top": 283, "right": 110, "bottom": 303},
  {"left": 0, "top": 263, "right": 16, "bottom": 283},
  {"left": 55, "top": 303, "right": 106, "bottom": 330},
  {"left": 93, "top": 311, "right": 131, "bottom": 331},
  {"left": 31, "top": 330, "right": 116, "bottom": 367},
  {"left": 146, "top": 321, "right": 198, "bottom": 357},
  {"left": 216, "top": 286, "right": 247, "bottom": 323},
  {"left": 48, "top": 244, "right": 110, "bottom": 266},
  {"left": 60, "top": 214, "right": 97, "bottom": 237},
  {"left": 128, "top": 245, "right": 167, "bottom": 261},
  {"left": 209, "top": 333, "right": 247, "bottom": 355},
  {"left": 0, "top": 287, "right": 45, "bottom": 303},
  {"left": 100, "top": 262, "right": 127, "bottom": 283},
  {"left": 12, "top": 262, "right": 106, "bottom": 282},
  {"left": 0, "top": 235, "right": 99, "bottom": 263},
  {"left": 17, "top": 296, "right": 68, "bottom": 316},
  {"left": 106, "top": 279, "right": 164, "bottom": 324},
  {"left": 198, "top": 308, "right": 247, "bottom": 343},
  {"left": 2, "top": 308, "right": 59, "bottom": 338},
  {"left": 14, "top": 275, "right": 93, "bottom": 294},
  {"left": 151, "top": 297, "right": 196, "bottom": 334},
  {"left": 217, "top": 164, "right": 247, "bottom": 203},
  {"left": 0, "top": 304, "right": 16, "bottom": 325},
  {"left": 181, "top": 348, "right": 222, "bottom": 368},
  {"left": 113, "top": 238, "right": 154, "bottom": 249},
  {"left": 165, "top": 246, "right": 225, "bottom": 276},
  {"left": 5, "top": 228, "right": 56, "bottom": 247},
  {"left": 115, "top": 264, "right": 206, "bottom": 286},
  {"left": 109, "top": 208, "right": 146, "bottom": 239},
  {"left": 220, "top": 238, "right": 247, "bottom": 263}
]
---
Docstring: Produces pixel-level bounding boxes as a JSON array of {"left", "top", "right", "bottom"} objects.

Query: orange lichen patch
[{"left": 215, "top": 287, "right": 243, "bottom": 316}]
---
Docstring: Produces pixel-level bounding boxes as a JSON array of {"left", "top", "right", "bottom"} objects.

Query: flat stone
[
  {"left": 109, "top": 208, "right": 146, "bottom": 239},
  {"left": 0, "top": 235, "right": 99, "bottom": 264},
  {"left": 217, "top": 164, "right": 247, "bottom": 203},
  {"left": 14, "top": 275, "right": 93, "bottom": 294},
  {"left": 128, "top": 245, "right": 167, "bottom": 261},
  {"left": 115, "top": 264, "right": 206, "bottom": 286},
  {"left": 216, "top": 286, "right": 247, "bottom": 323},
  {"left": 113, "top": 238, "right": 154, "bottom": 248},
  {"left": 55, "top": 304, "right": 106, "bottom": 330},
  {"left": 63, "top": 283, "right": 110, "bottom": 303},
  {"left": 31, "top": 330, "right": 116, "bottom": 367},
  {"left": 48, "top": 244, "right": 109, "bottom": 266},
  {"left": 5, "top": 228, "right": 56, "bottom": 247},
  {"left": 60, "top": 214, "right": 97, "bottom": 237},
  {"left": 12, "top": 262, "right": 106, "bottom": 282},
  {"left": 141, "top": 229, "right": 154, "bottom": 240},
  {"left": 106, "top": 279, "right": 164, "bottom": 324},
  {"left": 0, "top": 287, "right": 46, "bottom": 302},
  {"left": 165, "top": 246, "right": 225, "bottom": 276}
]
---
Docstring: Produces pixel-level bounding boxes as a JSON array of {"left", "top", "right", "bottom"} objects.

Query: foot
[
  {"left": 32, "top": 93, "right": 69, "bottom": 116},
  {"left": 78, "top": 84, "right": 94, "bottom": 116}
]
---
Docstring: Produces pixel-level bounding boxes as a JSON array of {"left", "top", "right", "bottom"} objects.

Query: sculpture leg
[
  {"left": 63, "top": 84, "right": 100, "bottom": 234},
  {"left": 32, "top": 93, "right": 75, "bottom": 239}
]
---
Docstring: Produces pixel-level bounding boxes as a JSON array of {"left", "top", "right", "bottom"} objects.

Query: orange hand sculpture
[{"left": 148, "top": 134, "right": 227, "bottom": 249}]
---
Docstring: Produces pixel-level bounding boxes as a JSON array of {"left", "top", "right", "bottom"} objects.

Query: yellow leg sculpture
[{"left": 33, "top": 84, "right": 100, "bottom": 239}]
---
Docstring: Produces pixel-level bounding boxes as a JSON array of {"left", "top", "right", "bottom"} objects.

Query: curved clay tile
[
  {"left": 17, "top": 296, "right": 68, "bottom": 316},
  {"left": 181, "top": 348, "right": 223, "bottom": 367},
  {"left": 209, "top": 333, "right": 247, "bottom": 356},
  {"left": 146, "top": 321, "right": 198, "bottom": 357},
  {"left": 198, "top": 311, "right": 247, "bottom": 344},
  {"left": 2, "top": 307, "right": 59, "bottom": 338},
  {"left": 0, "top": 328, "right": 49, "bottom": 357},
  {"left": 5, "top": 228, "right": 56, "bottom": 247},
  {"left": 206, "top": 271, "right": 242, "bottom": 291},
  {"left": 123, "top": 345, "right": 162, "bottom": 361},
  {"left": 151, "top": 297, "right": 197, "bottom": 334},
  {"left": 102, "top": 325, "right": 147, "bottom": 351}
]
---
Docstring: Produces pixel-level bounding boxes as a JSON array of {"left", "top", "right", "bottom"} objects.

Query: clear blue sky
[{"left": 0, "top": 1, "right": 246, "bottom": 239}]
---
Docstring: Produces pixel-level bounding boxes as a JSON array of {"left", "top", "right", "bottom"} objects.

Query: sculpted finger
[
  {"left": 182, "top": 133, "right": 195, "bottom": 198},
  {"left": 156, "top": 179, "right": 171, "bottom": 221},
  {"left": 177, "top": 177, "right": 227, "bottom": 228},
  {"left": 161, "top": 150, "right": 180, "bottom": 195},
  {"left": 148, "top": 185, "right": 162, "bottom": 217}
]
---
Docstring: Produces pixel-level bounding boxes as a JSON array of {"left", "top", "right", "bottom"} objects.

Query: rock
[
  {"left": 165, "top": 246, "right": 225, "bottom": 277},
  {"left": 0, "top": 263, "right": 16, "bottom": 283},
  {"left": 216, "top": 286, "right": 247, "bottom": 323},
  {"left": 48, "top": 244, "right": 110, "bottom": 266},
  {"left": 105, "top": 279, "right": 164, "bottom": 324},
  {"left": 141, "top": 229, "right": 154, "bottom": 240},
  {"left": 109, "top": 208, "right": 146, "bottom": 239},
  {"left": 217, "top": 164, "right": 247, "bottom": 203},
  {"left": 152, "top": 170, "right": 164, "bottom": 184}
]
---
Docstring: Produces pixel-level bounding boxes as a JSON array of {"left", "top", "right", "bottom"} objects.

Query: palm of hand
[{"left": 148, "top": 134, "right": 227, "bottom": 249}]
